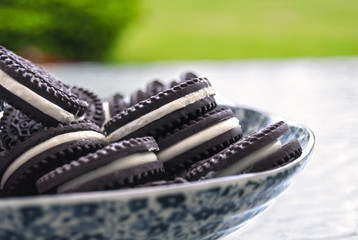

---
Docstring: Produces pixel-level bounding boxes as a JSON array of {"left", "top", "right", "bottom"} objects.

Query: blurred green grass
[
  {"left": 0, "top": 0, "right": 138, "bottom": 61},
  {"left": 111, "top": 0, "right": 358, "bottom": 62}
]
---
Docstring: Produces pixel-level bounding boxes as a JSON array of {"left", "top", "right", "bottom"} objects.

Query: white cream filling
[
  {"left": 107, "top": 86, "right": 216, "bottom": 142},
  {"left": 102, "top": 101, "right": 111, "bottom": 125},
  {"left": 157, "top": 117, "right": 240, "bottom": 163},
  {"left": 0, "top": 69, "right": 81, "bottom": 123},
  {"left": 57, "top": 151, "right": 158, "bottom": 193},
  {"left": 0, "top": 131, "right": 107, "bottom": 189},
  {"left": 214, "top": 140, "right": 282, "bottom": 178}
]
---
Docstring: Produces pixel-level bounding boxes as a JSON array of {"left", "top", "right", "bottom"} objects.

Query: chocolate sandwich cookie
[
  {"left": 156, "top": 107, "right": 243, "bottom": 173},
  {"left": 0, "top": 46, "right": 87, "bottom": 125},
  {"left": 0, "top": 121, "right": 108, "bottom": 196},
  {"left": 36, "top": 137, "right": 165, "bottom": 194},
  {"left": 184, "top": 121, "right": 302, "bottom": 181},
  {"left": 105, "top": 78, "right": 216, "bottom": 142},
  {"left": 0, "top": 107, "right": 44, "bottom": 151},
  {"left": 71, "top": 87, "right": 105, "bottom": 127}
]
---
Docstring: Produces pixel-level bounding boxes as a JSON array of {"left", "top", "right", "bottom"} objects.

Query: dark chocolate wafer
[
  {"left": 37, "top": 137, "right": 164, "bottom": 194},
  {"left": 0, "top": 46, "right": 87, "bottom": 125}
]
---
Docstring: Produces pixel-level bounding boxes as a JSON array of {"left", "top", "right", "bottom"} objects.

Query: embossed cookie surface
[
  {"left": 0, "top": 46, "right": 87, "bottom": 125},
  {"left": 0, "top": 107, "right": 44, "bottom": 151}
]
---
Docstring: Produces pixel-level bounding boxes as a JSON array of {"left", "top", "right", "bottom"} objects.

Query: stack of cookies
[{"left": 0, "top": 46, "right": 302, "bottom": 197}]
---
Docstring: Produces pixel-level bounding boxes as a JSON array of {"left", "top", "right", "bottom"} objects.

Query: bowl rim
[{"left": 0, "top": 104, "right": 315, "bottom": 207}]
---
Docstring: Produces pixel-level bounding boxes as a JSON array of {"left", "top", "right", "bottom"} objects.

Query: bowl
[{"left": 0, "top": 105, "right": 315, "bottom": 240}]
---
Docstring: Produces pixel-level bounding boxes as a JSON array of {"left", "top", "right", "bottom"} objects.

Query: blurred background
[
  {"left": 1, "top": 2, "right": 358, "bottom": 240},
  {"left": 0, "top": 0, "right": 357, "bottom": 63}
]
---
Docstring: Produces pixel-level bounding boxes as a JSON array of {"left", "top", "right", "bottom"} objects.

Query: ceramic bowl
[{"left": 0, "top": 105, "right": 315, "bottom": 240}]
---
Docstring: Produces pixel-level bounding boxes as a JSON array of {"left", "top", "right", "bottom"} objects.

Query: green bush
[{"left": 0, "top": 0, "right": 139, "bottom": 60}]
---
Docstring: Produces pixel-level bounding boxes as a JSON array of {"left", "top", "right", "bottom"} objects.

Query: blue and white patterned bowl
[{"left": 0, "top": 105, "right": 315, "bottom": 240}]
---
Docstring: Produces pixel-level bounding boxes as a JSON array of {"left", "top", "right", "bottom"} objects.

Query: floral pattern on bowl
[{"left": 0, "top": 105, "right": 315, "bottom": 240}]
